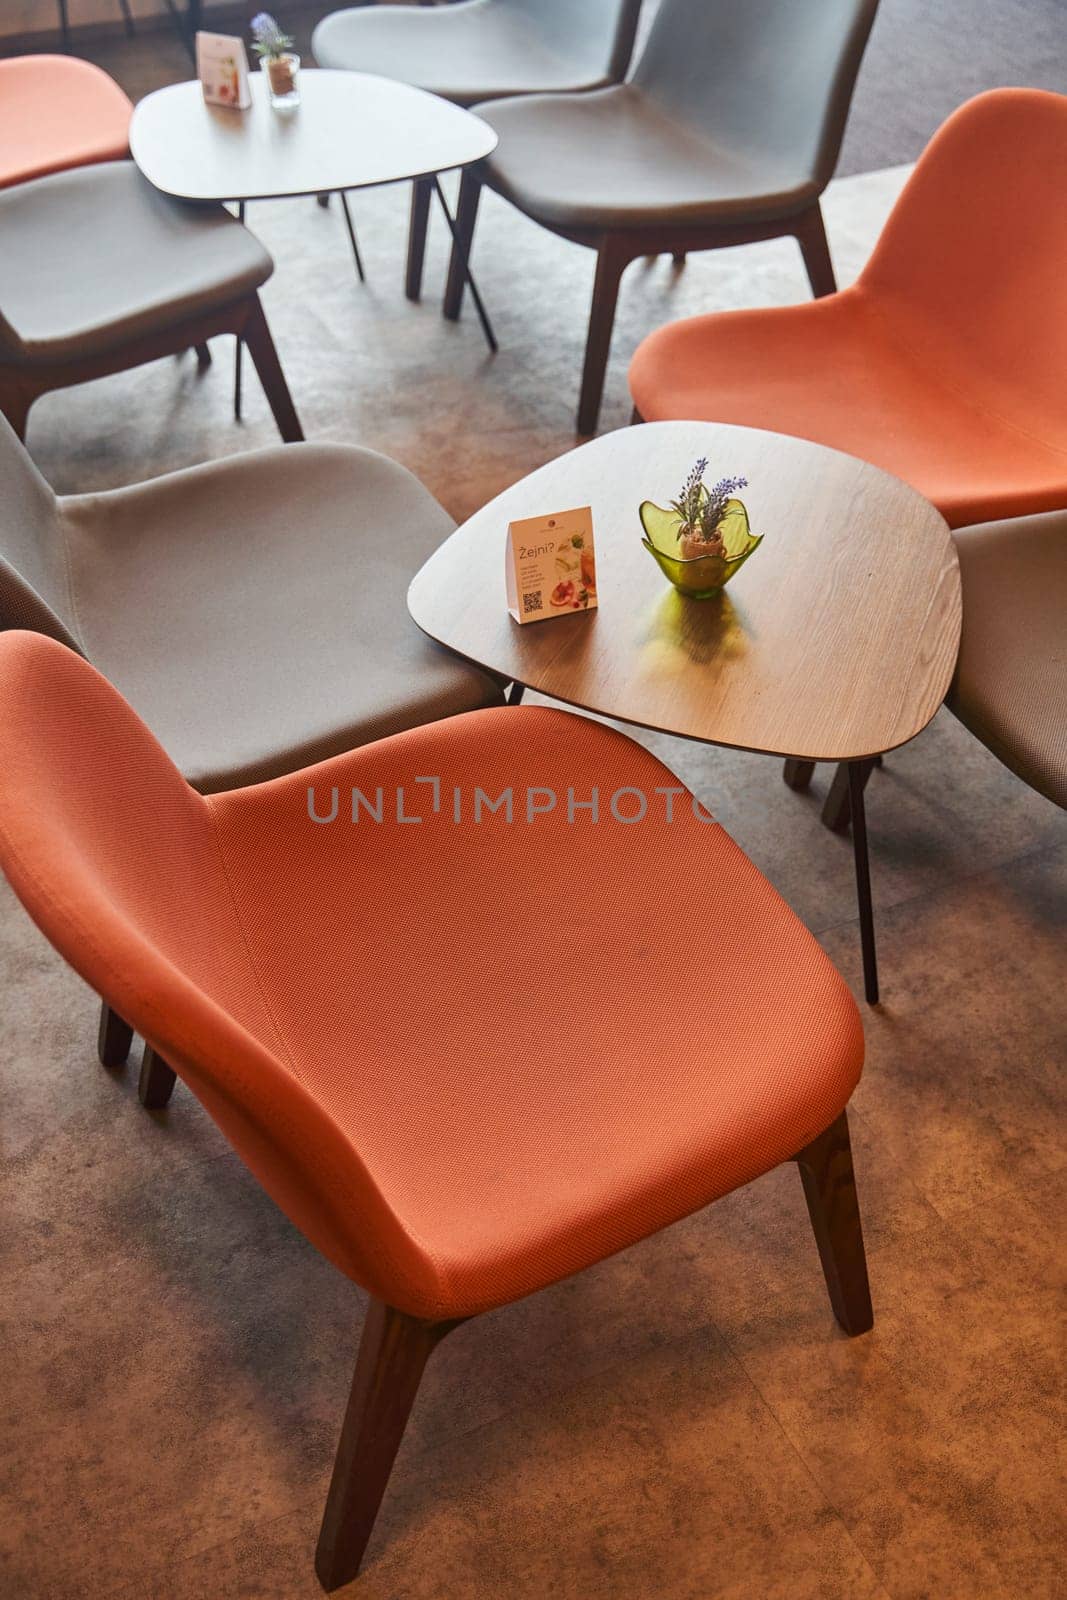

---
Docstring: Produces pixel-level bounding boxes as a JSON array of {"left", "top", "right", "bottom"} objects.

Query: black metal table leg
[
  {"left": 432, "top": 176, "right": 497, "bottom": 353},
  {"left": 339, "top": 192, "right": 367, "bottom": 283},
  {"left": 507, "top": 682, "right": 526, "bottom": 706},
  {"left": 848, "top": 759, "right": 879, "bottom": 1006},
  {"left": 234, "top": 200, "right": 246, "bottom": 420}
]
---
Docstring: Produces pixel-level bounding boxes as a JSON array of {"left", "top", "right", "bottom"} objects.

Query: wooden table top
[
  {"left": 130, "top": 69, "right": 497, "bottom": 202},
  {"left": 408, "top": 422, "right": 962, "bottom": 763}
]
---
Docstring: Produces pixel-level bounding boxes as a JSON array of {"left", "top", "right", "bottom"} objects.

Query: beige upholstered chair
[
  {"left": 445, "top": 0, "right": 880, "bottom": 433},
  {"left": 313, "top": 0, "right": 643, "bottom": 301},
  {"left": 0, "top": 161, "right": 301, "bottom": 444}
]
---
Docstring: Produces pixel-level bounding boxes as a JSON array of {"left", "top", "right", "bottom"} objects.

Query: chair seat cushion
[
  {"left": 948, "top": 512, "right": 1067, "bottom": 809},
  {"left": 312, "top": 2, "right": 615, "bottom": 105},
  {"left": 478, "top": 85, "right": 819, "bottom": 232},
  {"left": 629, "top": 287, "right": 1067, "bottom": 528},
  {"left": 0, "top": 56, "right": 132, "bottom": 189},
  {"left": 0, "top": 162, "right": 272, "bottom": 364},
  {"left": 206, "top": 704, "right": 864, "bottom": 1317},
  {"left": 61, "top": 443, "right": 505, "bottom": 790}
]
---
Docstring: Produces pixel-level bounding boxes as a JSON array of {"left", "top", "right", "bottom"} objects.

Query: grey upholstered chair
[
  {"left": 947, "top": 511, "right": 1066, "bottom": 811},
  {"left": 0, "top": 161, "right": 301, "bottom": 444},
  {"left": 444, "top": 0, "right": 880, "bottom": 433},
  {"left": 312, "top": 0, "right": 643, "bottom": 301},
  {"left": 0, "top": 413, "right": 505, "bottom": 1079}
]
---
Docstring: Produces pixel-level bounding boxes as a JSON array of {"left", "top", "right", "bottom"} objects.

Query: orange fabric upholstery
[
  {"left": 0, "top": 632, "right": 863, "bottom": 1320},
  {"left": 0, "top": 56, "right": 132, "bottom": 190},
  {"left": 630, "top": 90, "right": 1067, "bottom": 529}
]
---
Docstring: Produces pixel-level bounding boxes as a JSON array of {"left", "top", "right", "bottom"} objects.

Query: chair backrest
[
  {"left": 633, "top": 0, "right": 879, "bottom": 189},
  {"left": 858, "top": 89, "right": 1067, "bottom": 451},
  {"left": 0, "top": 630, "right": 406, "bottom": 1293},
  {"left": 505, "top": 0, "right": 643, "bottom": 83},
  {"left": 0, "top": 415, "right": 81, "bottom": 648}
]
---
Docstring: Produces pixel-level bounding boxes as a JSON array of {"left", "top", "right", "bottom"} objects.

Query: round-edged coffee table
[
  {"left": 408, "top": 421, "right": 962, "bottom": 1003},
  {"left": 130, "top": 68, "right": 500, "bottom": 405}
]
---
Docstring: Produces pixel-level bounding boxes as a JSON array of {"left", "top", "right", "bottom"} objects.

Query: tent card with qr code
[{"left": 505, "top": 507, "right": 597, "bottom": 624}]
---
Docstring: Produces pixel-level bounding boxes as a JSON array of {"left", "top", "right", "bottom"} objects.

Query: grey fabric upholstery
[
  {"left": 476, "top": 0, "right": 880, "bottom": 231},
  {"left": 312, "top": 0, "right": 642, "bottom": 105},
  {"left": 0, "top": 162, "right": 272, "bottom": 364},
  {"left": 0, "top": 420, "right": 504, "bottom": 791},
  {"left": 947, "top": 512, "right": 1066, "bottom": 811}
]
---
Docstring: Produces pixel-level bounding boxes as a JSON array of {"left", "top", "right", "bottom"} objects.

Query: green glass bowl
[{"left": 640, "top": 496, "right": 762, "bottom": 599}]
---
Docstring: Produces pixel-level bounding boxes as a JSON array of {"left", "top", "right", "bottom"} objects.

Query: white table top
[{"left": 130, "top": 69, "right": 497, "bottom": 202}]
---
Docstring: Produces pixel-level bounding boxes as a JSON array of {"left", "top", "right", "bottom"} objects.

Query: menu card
[
  {"left": 506, "top": 506, "right": 597, "bottom": 623},
  {"left": 196, "top": 32, "right": 252, "bottom": 110}
]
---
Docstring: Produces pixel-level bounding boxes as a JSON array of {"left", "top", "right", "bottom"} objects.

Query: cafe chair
[
  {"left": 0, "top": 55, "right": 133, "bottom": 190},
  {"left": 313, "top": 0, "right": 643, "bottom": 302},
  {"left": 947, "top": 511, "right": 1066, "bottom": 811},
  {"left": 631, "top": 88, "right": 1067, "bottom": 826},
  {"left": 56, "top": 0, "right": 134, "bottom": 55},
  {"left": 0, "top": 161, "right": 302, "bottom": 444},
  {"left": 444, "top": 0, "right": 880, "bottom": 434},
  {"left": 0, "top": 629, "right": 873, "bottom": 1592},
  {"left": 0, "top": 412, "right": 505, "bottom": 1070}
]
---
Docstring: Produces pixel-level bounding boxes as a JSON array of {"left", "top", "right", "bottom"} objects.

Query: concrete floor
[{"left": 0, "top": 20, "right": 1065, "bottom": 1600}]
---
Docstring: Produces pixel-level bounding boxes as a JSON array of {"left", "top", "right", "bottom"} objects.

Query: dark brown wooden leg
[
  {"left": 194, "top": 342, "right": 212, "bottom": 370},
  {"left": 405, "top": 177, "right": 433, "bottom": 303},
  {"left": 138, "top": 1045, "right": 177, "bottom": 1110},
  {"left": 315, "top": 1300, "right": 462, "bottom": 1591},
  {"left": 317, "top": 192, "right": 331, "bottom": 209},
  {"left": 672, "top": 251, "right": 687, "bottom": 266},
  {"left": 577, "top": 239, "right": 630, "bottom": 436},
  {"left": 795, "top": 203, "right": 837, "bottom": 299},
  {"left": 0, "top": 382, "right": 32, "bottom": 443},
  {"left": 98, "top": 1001, "right": 133, "bottom": 1068},
  {"left": 442, "top": 166, "right": 483, "bottom": 321},
  {"left": 795, "top": 1109, "right": 873, "bottom": 1336},
  {"left": 242, "top": 296, "right": 304, "bottom": 443},
  {"left": 783, "top": 759, "right": 816, "bottom": 792}
]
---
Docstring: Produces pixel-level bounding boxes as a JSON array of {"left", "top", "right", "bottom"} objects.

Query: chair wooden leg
[
  {"left": 672, "top": 251, "right": 687, "bottom": 266},
  {"left": 138, "top": 1045, "right": 177, "bottom": 1110},
  {"left": 795, "top": 1109, "right": 873, "bottom": 1336},
  {"left": 577, "top": 240, "right": 630, "bottom": 436},
  {"left": 98, "top": 1001, "right": 133, "bottom": 1068},
  {"left": 315, "top": 1300, "right": 461, "bottom": 1591},
  {"left": 783, "top": 759, "right": 816, "bottom": 792},
  {"left": 242, "top": 297, "right": 304, "bottom": 443},
  {"left": 0, "top": 382, "right": 32, "bottom": 443},
  {"left": 194, "top": 342, "right": 212, "bottom": 370},
  {"left": 443, "top": 166, "right": 484, "bottom": 321},
  {"left": 795, "top": 203, "right": 837, "bottom": 299},
  {"left": 405, "top": 177, "right": 433, "bottom": 303}
]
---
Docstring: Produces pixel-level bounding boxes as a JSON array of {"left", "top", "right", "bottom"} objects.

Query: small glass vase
[
  {"left": 639, "top": 495, "right": 762, "bottom": 599},
  {"left": 263, "top": 52, "right": 300, "bottom": 108}
]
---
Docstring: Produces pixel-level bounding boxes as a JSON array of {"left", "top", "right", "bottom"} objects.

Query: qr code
[{"left": 523, "top": 590, "right": 542, "bottom": 615}]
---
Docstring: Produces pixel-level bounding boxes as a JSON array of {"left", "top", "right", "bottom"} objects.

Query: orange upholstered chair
[
  {"left": 0, "top": 56, "right": 132, "bottom": 190},
  {"left": 0, "top": 631, "right": 872, "bottom": 1590},
  {"left": 630, "top": 89, "right": 1067, "bottom": 531}
]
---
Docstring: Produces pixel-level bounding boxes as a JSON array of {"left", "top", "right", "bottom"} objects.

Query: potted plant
[
  {"left": 251, "top": 13, "right": 300, "bottom": 106},
  {"left": 640, "top": 457, "right": 761, "bottom": 599}
]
